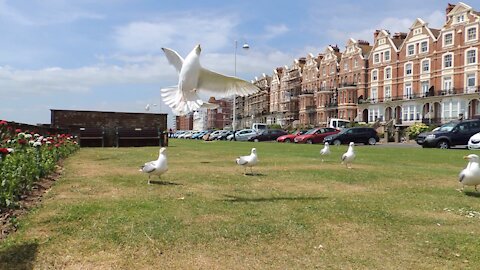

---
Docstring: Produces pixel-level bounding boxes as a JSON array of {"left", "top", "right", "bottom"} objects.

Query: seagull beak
[{"left": 463, "top": 156, "right": 469, "bottom": 160}]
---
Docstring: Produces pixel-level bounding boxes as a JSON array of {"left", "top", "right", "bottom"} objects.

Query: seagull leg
[{"left": 148, "top": 175, "right": 151, "bottom": 185}]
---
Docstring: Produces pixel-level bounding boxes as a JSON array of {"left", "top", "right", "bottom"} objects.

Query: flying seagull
[
  {"left": 236, "top": 148, "right": 258, "bottom": 175},
  {"left": 341, "top": 142, "right": 356, "bottom": 169},
  {"left": 139, "top": 147, "right": 168, "bottom": 184},
  {"left": 161, "top": 44, "right": 260, "bottom": 115},
  {"left": 459, "top": 154, "right": 480, "bottom": 192},
  {"left": 320, "top": 142, "right": 331, "bottom": 162}
]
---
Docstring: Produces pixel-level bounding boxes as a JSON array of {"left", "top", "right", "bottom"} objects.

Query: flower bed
[{"left": 0, "top": 120, "right": 79, "bottom": 208}]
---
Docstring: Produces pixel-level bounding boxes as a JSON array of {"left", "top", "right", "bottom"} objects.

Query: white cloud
[
  {"left": 114, "top": 13, "right": 239, "bottom": 54},
  {"left": 263, "top": 24, "right": 289, "bottom": 39}
]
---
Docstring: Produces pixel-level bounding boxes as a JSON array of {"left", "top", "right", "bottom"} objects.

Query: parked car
[
  {"left": 248, "top": 129, "right": 288, "bottom": 142},
  {"left": 227, "top": 129, "right": 258, "bottom": 141},
  {"left": 207, "top": 130, "right": 223, "bottom": 140},
  {"left": 420, "top": 119, "right": 480, "bottom": 149},
  {"left": 468, "top": 132, "right": 480, "bottom": 150},
  {"left": 323, "top": 127, "right": 379, "bottom": 145},
  {"left": 276, "top": 130, "right": 306, "bottom": 143},
  {"left": 217, "top": 130, "right": 234, "bottom": 140},
  {"left": 294, "top": 128, "right": 339, "bottom": 144},
  {"left": 191, "top": 131, "right": 207, "bottom": 139}
]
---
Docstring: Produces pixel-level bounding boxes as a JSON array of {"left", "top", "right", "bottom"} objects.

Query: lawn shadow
[
  {"left": 149, "top": 180, "right": 182, "bottom": 186},
  {"left": 200, "top": 161, "right": 211, "bottom": 164},
  {"left": 244, "top": 173, "right": 266, "bottom": 177},
  {"left": 222, "top": 195, "right": 327, "bottom": 203},
  {"left": 0, "top": 242, "right": 38, "bottom": 270},
  {"left": 464, "top": 191, "right": 480, "bottom": 198}
]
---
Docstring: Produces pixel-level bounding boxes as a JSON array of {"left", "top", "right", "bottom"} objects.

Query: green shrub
[{"left": 406, "top": 122, "right": 430, "bottom": 139}]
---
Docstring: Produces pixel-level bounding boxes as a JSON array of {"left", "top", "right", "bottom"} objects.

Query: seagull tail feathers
[{"left": 161, "top": 86, "right": 202, "bottom": 115}]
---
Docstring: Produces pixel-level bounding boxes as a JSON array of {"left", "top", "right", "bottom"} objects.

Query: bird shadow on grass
[
  {"left": 149, "top": 180, "right": 182, "bottom": 186},
  {"left": 464, "top": 191, "right": 480, "bottom": 198},
  {"left": 200, "top": 161, "right": 211, "bottom": 164},
  {"left": 0, "top": 242, "right": 38, "bottom": 270},
  {"left": 222, "top": 195, "right": 327, "bottom": 203},
  {"left": 243, "top": 173, "right": 266, "bottom": 177}
]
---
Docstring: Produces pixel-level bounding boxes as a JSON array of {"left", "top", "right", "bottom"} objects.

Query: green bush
[{"left": 406, "top": 122, "right": 430, "bottom": 139}]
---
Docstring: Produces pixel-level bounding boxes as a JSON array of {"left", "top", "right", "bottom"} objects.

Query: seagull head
[
  {"left": 464, "top": 154, "right": 479, "bottom": 162},
  {"left": 195, "top": 44, "right": 201, "bottom": 55},
  {"left": 160, "top": 147, "right": 167, "bottom": 154},
  {"left": 251, "top": 148, "right": 256, "bottom": 154},
  {"left": 349, "top": 142, "right": 354, "bottom": 147},
  {"left": 324, "top": 142, "right": 329, "bottom": 146}
]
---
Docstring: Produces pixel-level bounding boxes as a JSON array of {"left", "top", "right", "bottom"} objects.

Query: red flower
[
  {"left": 0, "top": 148, "right": 9, "bottom": 154},
  {"left": 18, "top": 139, "right": 27, "bottom": 145},
  {"left": 0, "top": 120, "right": 7, "bottom": 125},
  {"left": 15, "top": 129, "right": 22, "bottom": 133}
]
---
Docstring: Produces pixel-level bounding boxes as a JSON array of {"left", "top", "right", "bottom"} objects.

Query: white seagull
[
  {"left": 341, "top": 142, "right": 356, "bottom": 169},
  {"left": 459, "top": 154, "right": 480, "bottom": 192},
  {"left": 139, "top": 147, "right": 168, "bottom": 184},
  {"left": 320, "top": 142, "right": 331, "bottom": 162},
  {"left": 161, "top": 44, "right": 260, "bottom": 115},
  {"left": 236, "top": 148, "right": 258, "bottom": 175}
]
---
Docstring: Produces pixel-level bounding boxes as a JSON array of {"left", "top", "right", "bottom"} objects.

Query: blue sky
[{"left": 1, "top": 0, "right": 477, "bottom": 126}]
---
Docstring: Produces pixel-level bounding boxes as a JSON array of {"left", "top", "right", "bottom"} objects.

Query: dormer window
[
  {"left": 456, "top": 14, "right": 465, "bottom": 23},
  {"left": 378, "top": 38, "right": 386, "bottom": 45},
  {"left": 413, "top": 28, "right": 422, "bottom": 35}
]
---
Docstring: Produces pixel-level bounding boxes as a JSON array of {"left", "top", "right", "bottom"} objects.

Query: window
[
  {"left": 467, "top": 73, "right": 476, "bottom": 91},
  {"left": 420, "top": 41, "right": 428, "bottom": 53},
  {"left": 371, "top": 87, "right": 378, "bottom": 103},
  {"left": 443, "top": 77, "right": 453, "bottom": 94},
  {"left": 344, "top": 62, "right": 348, "bottom": 71},
  {"left": 384, "top": 85, "right": 391, "bottom": 100},
  {"left": 372, "top": 70, "right": 378, "bottom": 81},
  {"left": 322, "top": 68, "right": 326, "bottom": 76},
  {"left": 374, "top": 53, "right": 380, "bottom": 63},
  {"left": 330, "top": 65, "right": 334, "bottom": 74},
  {"left": 456, "top": 14, "right": 465, "bottom": 23},
  {"left": 405, "top": 63, "right": 412, "bottom": 76},
  {"left": 422, "top": 59, "right": 430, "bottom": 73},
  {"left": 384, "top": 50, "right": 390, "bottom": 61},
  {"left": 405, "top": 83, "right": 413, "bottom": 99},
  {"left": 467, "top": 27, "right": 477, "bottom": 41},
  {"left": 407, "top": 44, "right": 415, "bottom": 56},
  {"left": 467, "top": 49, "right": 476, "bottom": 64},
  {"left": 413, "top": 28, "right": 421, "bottom": 35},
  {"left": 421, "top": 81, "right": 429, "bottom": 97},
  {"left": 354, "top": 59, "right": 358, "bottom": 68},
  {"left": 385, "top": 67, "right": 391, "bottom": 79},
  {"left": 444, "top": 54, "right": 453, "bottom": 68},
  {"left": 444, "top": 33, "right": 453, "bottom": 46}
]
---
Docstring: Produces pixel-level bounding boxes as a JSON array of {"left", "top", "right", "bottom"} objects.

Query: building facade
[{"left": 299, "top": 53, "right": 322, "bottom": 127}]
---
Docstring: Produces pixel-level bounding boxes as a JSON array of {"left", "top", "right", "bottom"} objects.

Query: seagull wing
[
  {"left": 197, "top": 68, "right": 260, "bottom": 97},
  {"left": 141, "top": 161, "right": 156, "bottom": 173},
  {"left": 459, "top": 172, "right": 465, "bottom": 183},
  {"left": 161, "top": 86, "right": 204, "bottom": 115},
  {"left": 341, "top": 153, "right": 347, "bottom": 161},
  {"left": 162, "top": 48, "right": 184, "bottom": 73},
  {"left": 236, "top": 156, "right": 249, "bottom": 165}
]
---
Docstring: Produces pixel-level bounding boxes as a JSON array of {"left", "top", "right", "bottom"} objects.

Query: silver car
[{"left": 227, "top": 129, "right": 258, "bottom": 141}]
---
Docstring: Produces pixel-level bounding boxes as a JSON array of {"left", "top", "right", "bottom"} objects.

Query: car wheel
[
  {"left": 254, "top": 138, "right": 259, "bottom": 142},
  {"left": 367, "top": 137, "right": 377, "bottom": 145},
  {"left": 284, "top": 138, "right": 291, "bottom": 143},
  {"left": 306, "top": 139, "right": 313, "bottom": 144},
  {"left": 333, "top": 139, "right": 341, "bottom": 146},
  {"left": 437, "top": 140, "right": 450, "bottom": 149}
]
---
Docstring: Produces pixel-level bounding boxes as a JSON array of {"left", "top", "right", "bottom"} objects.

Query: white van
[
  {"left": 329, "top": 118, "right": 350, "bottom": 130},
  {"left": 252, "top": 123, "right": 268, "bottom": 132}
]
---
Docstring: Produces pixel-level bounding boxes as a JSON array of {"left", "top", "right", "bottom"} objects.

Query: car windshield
[
  {"left": 338, "top": 128, "right": 351, "bottom": 134},
  {"left": 304, "top": 128, "right": 318, "bottom": 135},
  {"left": 437, "top": 122, "right": 456, "bottom": 132}
]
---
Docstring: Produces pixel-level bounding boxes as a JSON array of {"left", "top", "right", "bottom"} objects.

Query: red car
[
  {"left": 276, "top": 130, "right": 306, "bottom": 143},
  {"left": 294, "top": 127, "right": 340, "bottom": 144}
]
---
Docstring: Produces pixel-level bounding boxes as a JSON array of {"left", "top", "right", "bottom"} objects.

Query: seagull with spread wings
[{"left": 161, "top": 44, "right": 260, "bottom": 115}]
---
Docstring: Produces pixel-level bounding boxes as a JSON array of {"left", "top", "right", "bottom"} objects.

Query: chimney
[
  {"left": 358, "top": 40, "right": 370, "bottom": 45},
  {"left": 393, "top": 32, "right": 407, "bottom": 40},
  {"left": 446, "top": 3, "right": 455, "bottom": 21},
  {"left": 373, "top": 30, "right": 381, "bottom": 40}
]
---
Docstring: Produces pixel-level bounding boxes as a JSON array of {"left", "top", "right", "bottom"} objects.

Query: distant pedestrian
[{"left": 169, "top": 128, "right": 173, "bottom": 138}]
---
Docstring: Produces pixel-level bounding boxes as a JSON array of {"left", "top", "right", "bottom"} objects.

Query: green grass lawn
[{"left": 1, "top": 140, "right": 480, "bottom": 269}]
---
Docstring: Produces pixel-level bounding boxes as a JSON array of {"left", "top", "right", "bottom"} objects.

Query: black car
[
  {"left": 419, "top": 119, "right": 480, "bottom": 149},
  {"left": 323, "top": 127, "right": 379, "bottom": 145},
  {"left": 248, "top": 129, "right": 288, "bottom": 142}
]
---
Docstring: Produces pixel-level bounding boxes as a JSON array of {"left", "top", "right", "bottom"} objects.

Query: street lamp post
[{"left": 233, "top": 40, "right": 249, "bottom": 132}]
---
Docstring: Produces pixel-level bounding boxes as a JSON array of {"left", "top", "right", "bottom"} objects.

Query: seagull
[
  {"left": 160, "top": 44, "right": 260, "bottom": 115},
  {"left": 236, "top": 148, "right": 258, "bottom": 175},
  {"left": 320, "top": 142, "right": 331, "bottom": 162},
  {"left": 459, "top": 154, "right": 480, "bottom": 192},
  {"left": 139, "top": 147, "right": 168, "bottom": 184},
  {"left": 341, "top": 142, "right": 355, "bottom": 169}
]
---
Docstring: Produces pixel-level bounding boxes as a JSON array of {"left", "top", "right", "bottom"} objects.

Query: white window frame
[
  {"left": 371, "top": 87, "right": 378, "bottom": 103},
  {"left": 466, "top": 48, "right": 477, "bottom": 65},
  {"left": 404, "top": 83, "right": 413, "bottom": 99},
  {"left": 384, "top": 67, "right": 392, "bottom": 80},
  {"left": 407, "top": 44, "right": 415, "bottom": 56},
  {"left": 456, "top": 14, "right": 465, "bottom": 24},
  {"left": 443, "top": 53, "right": 453, "bottom": 69},
  {"left": 344, "top": 62, "right": 348, "bottom": 72},
  {"left": 420, "top": 41, "right": 428, "bottom": 53},
  {"left": 384, "top": 50, "right": 391, "bottom": 62},
  {"left": 354, "top": 58, "right": 358, "bottom": 68},
  {"left": 384, "top": 85, "right": 391, "bottom": 101},
  {"left": 421, "top": 59, "right": 430, "bottom": 73},
  {"left": 443, "top": 31, "right": 454, "bottom": 47},
  {"left": 443, "top": 76, "right": 453, "bottom": 95},
  {"left": 466, "top": 73, "right": 476, "bottom": 92},
  {"left": 405, "top": 62, "right": 413, "bottom": 76},
  {"left": 374, "top": 53, "right": 380, "bottom": 64},
  {"left": 466, "top": 26, "right": 478, "bottom": 42},
  {"left": 421, "top": 81, "right": 429, "bottom": 97},
  {"left": 372, "top": 69, "right": 378, "bottom": 81}
]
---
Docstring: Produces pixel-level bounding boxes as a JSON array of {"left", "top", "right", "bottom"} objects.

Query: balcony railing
[{"left": 421, "top": 117, "right": 442, "bottom": 125}]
